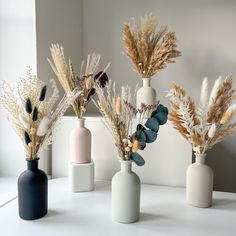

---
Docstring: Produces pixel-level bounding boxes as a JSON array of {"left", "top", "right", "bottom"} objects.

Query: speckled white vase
[
  {"left": 136, "top": 78, "right": 157, "bottom": 118},
  {"left": 186, "top": 153, "right": 213, "bottom": 208},
  {"left": 112, "top": 160, "right": 140, "bottom": 223},
  {"left": 70, "top": 118, "right": 91, "bottom": 164}
]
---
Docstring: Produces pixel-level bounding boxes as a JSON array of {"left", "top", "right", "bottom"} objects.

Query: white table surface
[
  {"left": 0, "top": 177, "right": 17, "bottom": 207},
  {"left": 0, "top": 178, "right": 236, "bottom": 236}
]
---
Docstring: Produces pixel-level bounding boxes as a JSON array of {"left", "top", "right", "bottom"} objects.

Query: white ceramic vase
[
  {"left": 186, "top": 153, "right": 213, "bottom": 208},
  {"left": 136, "top": 77, "right": 157, "bottom": 118},
  {"left": 70, "top": 118, "right": 91, "bottom": 164},
  {"left": 112, "top": 160, "right": 140, "bottom": 223}
]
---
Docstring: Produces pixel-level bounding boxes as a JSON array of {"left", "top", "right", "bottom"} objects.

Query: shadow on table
[
  {"left": 45, "top": 210, "right": 62, "bottom": 218},
  {"left": 139, "top": 212, "right": 170, "bottom": 223},
  {"left": 212, "top": 198, "right": 236, "bottom": 211}
]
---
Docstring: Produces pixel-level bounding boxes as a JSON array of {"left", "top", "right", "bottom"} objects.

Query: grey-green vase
[{"left": 112, "top": 160, "right": 140, "bottom": 223}]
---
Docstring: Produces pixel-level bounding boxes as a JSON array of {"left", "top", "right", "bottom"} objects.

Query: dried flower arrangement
[
  {"left": 122, "top": 13, "right": 181, "bottom": 78},
  {"left": 93, "top": 81, "right": 168, "bottom": 166},
  {"left": 0, "top": 67, "right": 80, "bottom": 160},
  {"left": 48, "top": 44, "right": 110, "bottom": 118},
  {"left": 167, "top": 75, "right": 236, "bottom": 155}
]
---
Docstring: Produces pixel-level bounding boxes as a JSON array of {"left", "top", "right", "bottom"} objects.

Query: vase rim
[
  {"left": 26, "top": 157, "right": 39, "bottom": 162},
  {"left": 141, "top": 77, "right": 151, "bottom": 80},
  {"left": 119, "top": 159, "right": 132, "bottom": 163},
  {"left": 77, "top": 117, "right": 86, "bottom": 121},
  {"left": 194, "top": 152, "right": 206, "bottom": 158}
]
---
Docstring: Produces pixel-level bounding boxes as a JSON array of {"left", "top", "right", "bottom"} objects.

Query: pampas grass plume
[
  {"left": 200, "top": 77, "right": 208, "bottom": 107},
  {"left": 220, "top": 109, "right": 234, "bottom": 125},
  {"left": 208, "top": 123, "right": 216, "bottom": 138},
  {"left": 115, "top": 96, "right": 121, "bottom": 115},
  {"left": 19, "top": 113, "right": 30, "bottom": 129},
  {"left": 37, "top": 116, "right": 49, "bottom": 136},
  {"left": 209, "top": 76, "right": 222, "bottom": 106}
]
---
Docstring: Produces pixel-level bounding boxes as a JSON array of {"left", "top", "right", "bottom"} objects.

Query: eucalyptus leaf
[
  {"left": 136, "top": 124, "right": 146, "bottom": 131},
  {"left": 139, "top": 141, "right": 146, "bottom": 150},
  {"left": 134, "top": 130, "right": 146, "bottom": 143},
  {"left": 144, "top": 130, "right": 157, "bottom": 143},
  {"left": 151, "top": 104, "right": 168, "bottom": 117},
  {"left": 145, "top": 117, "right": 159, "bottom": 132},
  {"left": 154, "top": 112, "right": 168, "bottom": 125},
  {"left": 131, "top": 152, "right": 145, "bottom": 166}
]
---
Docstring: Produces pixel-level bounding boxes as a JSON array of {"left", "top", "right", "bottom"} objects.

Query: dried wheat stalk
[
  {"left": 167, "top": 75, "right": 236, "bottom": 155},
  {"left": 0, "top": 67, "right": 81, "bottom": 160},
  {"left": 123, "top": 13, "right": 181, "bottom": 78}
]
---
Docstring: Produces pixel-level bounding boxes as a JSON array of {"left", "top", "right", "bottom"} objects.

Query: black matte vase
[{"left": 18, "top": 158, "right": 48, "bottom": 220}]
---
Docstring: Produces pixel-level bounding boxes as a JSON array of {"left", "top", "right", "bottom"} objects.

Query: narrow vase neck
[
  {"left": 120, "top": 160, "right": 132, "bottom": 173},
  {"left": 27, "top": 158, "right": 39, "bottom": 171},
  {"left": 142, "top": 78, "right": 151, "bottom": 87},
  {"left": 195, "top": 153, "right": 206, "bottom": 164},
  {"left": 77, "top": 118, "right": 85, "bottom": 128}
]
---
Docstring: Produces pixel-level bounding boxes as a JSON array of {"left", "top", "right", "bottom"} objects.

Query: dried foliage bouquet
[
  {"left": 93, "top": 81, "right": 168, "bottom": 166},
  {"left": 0, "top": 67, "right": 80, "bottom": 160},
  {"left": 48, "top": 44, "right": 109, "bottom": 118},
  {"left": 167, "top": 76, "right": 236, "bottom": 156},
  {"left": 122, "top": 13, "right": 181, "bottom": 78}
]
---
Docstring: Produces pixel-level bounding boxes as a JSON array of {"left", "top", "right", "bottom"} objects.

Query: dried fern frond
[
  {"left": 167, "top": 75, "right": 236, "bottom": 155},
  {"left": 123, "top": 13, "right": 181, "bottom": 78}
]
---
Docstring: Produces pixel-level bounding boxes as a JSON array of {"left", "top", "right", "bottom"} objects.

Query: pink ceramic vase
[{"left": 70, "top": 118, "right": 91, "bottom": 164}]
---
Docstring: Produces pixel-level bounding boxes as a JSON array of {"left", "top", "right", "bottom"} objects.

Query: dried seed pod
[
  {"left": 39, "top": 85, "right": 47, "bottom": 101},
  {"left": 132, "top": 139, "right": 140, "bottom": 152},
  {"left": 24, "top": 131, "right": 31, "bottom": 145},
  {"left": 85, "top": 76, "right": 93, "bottom": 90},
  {"left": 25, "top": 98, "right": 32, "bottom": 114},
  {"left": 32, "top": 107, "right": 38, "bottom": 121},
  {"left": 30, "top": 128, "right": 36, "bottom": 135}
]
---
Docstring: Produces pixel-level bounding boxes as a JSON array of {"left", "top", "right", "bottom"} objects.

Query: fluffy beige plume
[
  {"left": 200, "top": 77, "right": 208, "bottom": 107},
  {"left": 122, "top": 13, "right": 181, "bottom": 78},
  {"left": 208, "top": 76, "right": 222, "bottom": 107},
  {"left": 168, "top": 75, "right": 236, "bottom": 155}
]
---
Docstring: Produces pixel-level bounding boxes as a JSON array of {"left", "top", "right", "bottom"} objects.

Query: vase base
[
  {"left": 19, "top": 210, "right": 48, "bottom": 221},
  {"left": 188, "top": 202, "right": 212, "bottom": 208},
  {"left": 68, "top": 161, "right": 94, "bottom": 192},
  {"left": 112, "top": 217, "right": 139, "bottom": 224}
]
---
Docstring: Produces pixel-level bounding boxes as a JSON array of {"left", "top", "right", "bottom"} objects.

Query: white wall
[
  {"left": 82, "top": 0, "right": 236, "bottom": 192},
  {"left": 0, "top": 0, "right": 36, "bottom": 176},
  {"left": 35, "top": 0, "right": 83, "bottom": 175},
  {"left": 3, "top": 0, "right": 235, "bottom": 191}
]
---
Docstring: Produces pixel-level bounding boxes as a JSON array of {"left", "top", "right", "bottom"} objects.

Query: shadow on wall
[{"left": 206, "top": 138, "right": 236, "bottom": 193}]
